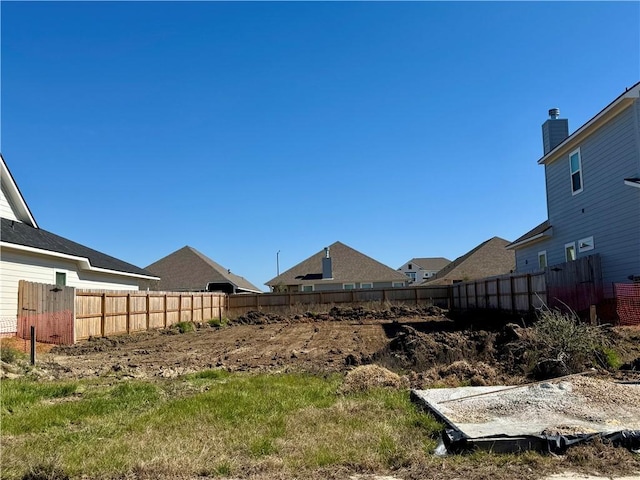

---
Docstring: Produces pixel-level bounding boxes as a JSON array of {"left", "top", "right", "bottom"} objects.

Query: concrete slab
[{"left": 412, "top": 376, "right": 640, "bottom": 453}]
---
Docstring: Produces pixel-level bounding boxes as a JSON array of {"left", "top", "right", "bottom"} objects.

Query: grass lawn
[{"left": 1, "top": 370, "right": 639, "bottom": 480}]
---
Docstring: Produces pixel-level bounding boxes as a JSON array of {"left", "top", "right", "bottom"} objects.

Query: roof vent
[{"left": 548, "top": 108, "right": 560, "bottom": 119}]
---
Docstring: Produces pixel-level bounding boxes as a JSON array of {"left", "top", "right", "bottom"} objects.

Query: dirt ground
[{"left": 7, "top": 305, "right": 638, "bottom": 385}]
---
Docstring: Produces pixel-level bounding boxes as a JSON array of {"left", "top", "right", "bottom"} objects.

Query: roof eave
[
  {"left": 1, "top": 241, "right": 160, "bottom": 281},
  {"left": 505, "top": 228, "right": 553, "bottom": 250},
  {"left": 538, "top": 85, "right": 640, "bottom": 166}
]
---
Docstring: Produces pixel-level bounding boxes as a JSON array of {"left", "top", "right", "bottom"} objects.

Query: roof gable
[
  {"left": 404, "top": 257, "right": 451, "bottom": 271},
  {"left": 0, "top": 154, "right": 38, "bottom": 227},
  {"left": 266, "top": 241, "right": 407, "bottom": 286},
  {"left": 146, "top": 246, "right": 262, "bottom": 293},
  {"left": 422, "top": 237, "right": 515, "bottom": 285}
]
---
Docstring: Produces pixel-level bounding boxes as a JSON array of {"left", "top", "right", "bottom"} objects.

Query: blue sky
[{"left": 2, "top": 1, "right": 639, "bottom": 290}]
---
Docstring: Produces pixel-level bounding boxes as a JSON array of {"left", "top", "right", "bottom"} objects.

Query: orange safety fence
[{"left": 614, "top": 283, "right": 640, "bottom": 326}]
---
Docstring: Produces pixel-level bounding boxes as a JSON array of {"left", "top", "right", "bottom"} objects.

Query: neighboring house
[
  {"left": 422, "top": 237, "right": 515, "bottom": 286},
  {"left": 145, "top": 246, "right": 262, "bottom": 294},
  {"left": 397, "top": 257, "right": 451, "bottom": 283},
  {"left": 507, "top": 82, "right": 640, "bottom": 297},
  {"left": 0, "top": 154, "right": 159, "bottom": 334},
  {"left": 265, "top": 241, "right": 408, "bottom": 292}
]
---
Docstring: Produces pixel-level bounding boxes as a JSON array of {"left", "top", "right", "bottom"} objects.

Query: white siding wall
[
  {"left": 0, "top": 248, "right": 141, "bottom": 333},
  {"left": 0, "top": 181, "right": 19, "bottom": 222}
]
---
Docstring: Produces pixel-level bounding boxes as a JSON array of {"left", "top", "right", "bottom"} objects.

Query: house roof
[
  {"left": 1, "top": 217, "right": 157, "bottom": 279},
  {"left": 506, "top": 220, "right": 552, "bottom": 250},
  {"left": 145, "top": 246, "right": 262, "bottom": 293},
  {"left": 402, "top": 257, "right": 451, "bottom": 271},
  {"left": 265, "top": 241, "right": 407, "bottom": 287},
  {"left": 421, "top": 237, "right": 515, "bottom": 286},
  {"left": 538, "top": 81, "right": 640, "bottom": 166}
]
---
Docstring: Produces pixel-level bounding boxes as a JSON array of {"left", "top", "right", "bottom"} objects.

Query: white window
[
  {"left": 405, "top": 271, "right": 417, "bottom": 281},
  {"left": 301, "top": 285, "right": 314, "bottom": 292},
  {"left": 343, "top": 283, "right": 356, "bottom": 290},
  {"left": 55, "top": 271, "right": 67, "bottom": 286},
  {"left": 392, "top": 282, "right": 404, "bottom": 288},
  {"left": 578, "top": 236, "right": 594, "bottom": 253},
  {"left": 565, "top": 242, "right": 576, "bottom": 261},
  {"left": 360, "top": 282, "right": 373, "bottom": 289},
  {"left": 570, "top": 148, "right": 583, "bottom": 195},
  {"left": 538, "top": 251, "right": 547, "bottom": 269}
]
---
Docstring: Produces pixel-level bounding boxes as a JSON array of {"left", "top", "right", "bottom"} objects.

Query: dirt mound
[
  {"left": 407, "top": 360, "right": 502, "bottom": 388},
  {"left": 339, "top": 364, "right": 408, "bottom": 394},
  {"left": 372, "top": 324, "right": 499, "bottom": 371},
  {"left": 229, "top": 305, "right": 445, "bottom": 326}
]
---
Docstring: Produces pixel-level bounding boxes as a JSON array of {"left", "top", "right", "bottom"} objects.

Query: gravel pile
[{"left": 439, "top": 376, "right": 640, "bottom": 432}]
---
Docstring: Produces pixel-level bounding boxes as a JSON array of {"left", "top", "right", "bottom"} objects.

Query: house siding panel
[
  {"left": 0, "top": 249, "right": 140, "bottom": 333},
  {"left": 538, "top": 103, "right": 640, "bottom": 294}
]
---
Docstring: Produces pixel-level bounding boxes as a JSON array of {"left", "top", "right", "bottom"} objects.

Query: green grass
[
  {"left": 3, "top": 371, "right": 640, "bottom": 479},
  {"left": 0, "top": 372, "right": 443, "bottom": 479}
]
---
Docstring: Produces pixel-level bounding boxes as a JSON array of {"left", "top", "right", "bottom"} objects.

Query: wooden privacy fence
[
  {"left": 451, "top": 272, "right": 547, "bottom": 313},
  {"left": 18, "top": 280, "right": 76, "bottom": 345},
  {"left": 17, "top": 281, "right": 227, "bottom": 344},
  {"left": 227, "top": 285, "right": 450, "bottom": 317},
  {"left": 75, "top": 290, "right": 226, "bottom": 341},
  {"left": 451, "top": 255, "right": 603, "bottom": 316}
]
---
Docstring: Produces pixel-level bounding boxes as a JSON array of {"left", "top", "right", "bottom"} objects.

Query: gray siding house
[{"left": 508, "top": 82, "right": 640, "bottom": 297}]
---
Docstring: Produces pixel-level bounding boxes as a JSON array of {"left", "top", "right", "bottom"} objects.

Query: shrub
[
  {"left": 1, "top": 345, "right": 25, "bottom": 364},
  {"left": 174, "top": 321, "right": 194, "bottom": 334},
  {"left": 207, "top": 317, "right": 228, "bottom": 328},
  {"left": 527, "top": 308, "right": 609, "bottom": 378}
]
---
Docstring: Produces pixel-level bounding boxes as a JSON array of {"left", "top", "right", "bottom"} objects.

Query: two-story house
[
  {"left": 507, "top": 81, "right": 640, "bottom": 299},
  {"left": 397, "top": 257, "right": 451, "bottom": 283}
]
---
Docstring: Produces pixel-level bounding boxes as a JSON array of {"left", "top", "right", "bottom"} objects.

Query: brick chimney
[{"left": 541, "top": 108, "right": 569, "bottom": 155}]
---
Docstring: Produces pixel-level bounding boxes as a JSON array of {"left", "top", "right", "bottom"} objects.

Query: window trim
[
  {"left": 569, "top": 148, "right": 583, "bottom": 195},
  {"left": 54, "top": 270, "right": 67, "bottom": 286},
  {"left": 578, "top": 236, "right": 594, "bottom": 253},
  {"left": 360, "top": 282, "right": 373, "bottom": 289},
  {"left": 538, "top": 251, "right": 547, "bottom": 269},
  {"left": 565, "top": 242, "right": 576, "bottom": 261},
  {"left": 343, "top": 283, "right": 356, "bottom": 290},
  {"left": 301, "top": 285, "right": 314, "bottom": 292},
  {"left": 392, "top": 281, "right": 405, "bottom": 288}
]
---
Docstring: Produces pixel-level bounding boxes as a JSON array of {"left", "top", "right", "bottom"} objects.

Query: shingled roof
[
  {"left": 145, "top": 246, "right": 262, "bottom": 293},
  {"left": 265, "top": 241, "right": 407, "bottom": 287},
  {"left": 506, "top": 220, "right": 552, "bottom": 250},
  {"left": 422, "top": 237, "right": 515, "bottom": 286},
  {"left": 1, "top": 217, "right": 156, "bottom": 278},
  {"left": 404, "top": 257, "right": 451, "bottom": 271}
]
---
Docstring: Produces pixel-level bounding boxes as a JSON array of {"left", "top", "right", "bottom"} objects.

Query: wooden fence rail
[{"left": 74, "top": 290, "right": 226, "bottom": 341}]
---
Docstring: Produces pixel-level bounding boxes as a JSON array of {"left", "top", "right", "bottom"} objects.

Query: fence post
[
  {"left": 164, "top": 294, "right": 168, "bottom": 328},
  {"left": 30, "top": 325, "right": 36, "bottom": 365},
  {"left": 101, "top": 293, "right": 106, "bottom": 338},
  {"left": 126, "top": 293, "right": 131, "bottom": 334},
  {"left": 146, "top": 294, "right": 151, "bottom": 331}
]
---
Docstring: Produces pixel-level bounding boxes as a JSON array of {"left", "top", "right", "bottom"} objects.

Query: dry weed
[{"left": 339, "top": 365, "right": 408, "bottom": 394}]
